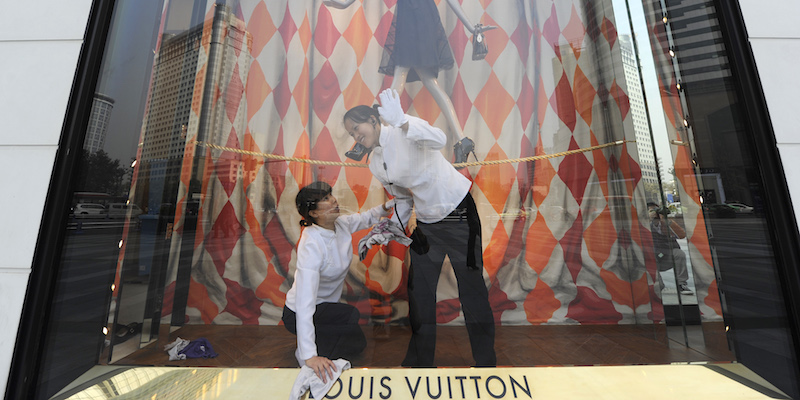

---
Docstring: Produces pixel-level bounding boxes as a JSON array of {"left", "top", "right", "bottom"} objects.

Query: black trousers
[
  {"left": 402, "top": 193, "right": 496, "bottom": 366},
  {"left": 282, "top": 302, "right": 366, "bottom": 361}
]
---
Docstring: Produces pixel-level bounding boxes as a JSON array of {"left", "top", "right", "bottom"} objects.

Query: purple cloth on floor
[{"left": 179, "top": 337, "right": 218, "bottom": 359}]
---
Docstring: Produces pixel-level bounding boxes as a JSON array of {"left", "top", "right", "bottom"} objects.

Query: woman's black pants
[
  {"left": 282, "top": 302, "right": 366, "bottom": 361},
  {"left": 402, "top": 193, "right": 496, "bottom": 366}
]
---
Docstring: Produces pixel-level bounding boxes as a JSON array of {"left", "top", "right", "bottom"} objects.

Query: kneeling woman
[{"left": 283, "top": 181, "right": 393, "bottom": 381}]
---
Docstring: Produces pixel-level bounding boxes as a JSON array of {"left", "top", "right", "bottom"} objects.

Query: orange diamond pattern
[{"left": 144, "top": 0, "right": 721, "bottom": 328}]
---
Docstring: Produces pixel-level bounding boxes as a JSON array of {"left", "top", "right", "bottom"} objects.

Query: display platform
[{"left": 52, "top": 363, "right": 789, "bottom": 400}]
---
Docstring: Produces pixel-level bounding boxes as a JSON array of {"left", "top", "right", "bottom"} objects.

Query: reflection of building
[
  {"left": 662, "top": 0, "right": 753, "bottom": 205},
  {"left": 135, "top": 5, "right": 250, "bottom": 212},
  {"left": 84, "top": 93, "right": 114, "bottom": 153},
  {"left": 619, "top": 35, "right": 659, "bottom": 189}
]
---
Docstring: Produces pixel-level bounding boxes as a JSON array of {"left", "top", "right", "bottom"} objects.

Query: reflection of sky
[{"left": 612, "top": 0, "right": 675, "bottom": 183}]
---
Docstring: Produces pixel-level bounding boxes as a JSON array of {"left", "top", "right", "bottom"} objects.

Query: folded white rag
[
  {"left": 288, "top": 359, "right": 351, "bottom": 400},
  {"left": 163, "top": 337, "right": 191, "bottom": 361},
  {"left": 358, "top": 219, "right": 412, "bottom": 260}
]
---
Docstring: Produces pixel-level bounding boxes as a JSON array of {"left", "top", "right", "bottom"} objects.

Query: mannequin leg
[
  {"left": 416, "top": 69, "right": 464, "bottom": 140},
  {"left": 391, "top": 66, "right": 410, "bottom": 96},
  {"left": 417, "top": 69, "right": 475, "bottom": 165}
]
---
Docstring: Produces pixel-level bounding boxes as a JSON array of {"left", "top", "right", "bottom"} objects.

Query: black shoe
[
  {"left": 453, "top": 137, "right": 476, "bottom": 167},
  {"left": 114, "top": 322, "right": 141, "bottom": 344}
]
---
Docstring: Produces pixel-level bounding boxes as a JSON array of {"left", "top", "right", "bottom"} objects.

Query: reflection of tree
[
  {"left": 642, "top": 181, "right": 661, "bottom": 202},
  {"left": 76, "top": 150, "right": 127, "bottom": 196}
]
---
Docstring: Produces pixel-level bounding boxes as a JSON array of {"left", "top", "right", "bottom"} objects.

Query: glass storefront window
[{"left": 29, "top": 0, "right": 799, "bottom": 398}]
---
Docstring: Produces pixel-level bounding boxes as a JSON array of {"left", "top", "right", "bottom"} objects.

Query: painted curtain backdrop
[{"left": 119, "top": 0, "right": 722, "bottom": 329}]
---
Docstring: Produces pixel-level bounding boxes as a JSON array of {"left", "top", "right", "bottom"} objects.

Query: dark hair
[
  {"left": 646, "top": 201, "right": 659, "bottom": 208},
  {"left": 295, "top": 181, "right": 333, "bottom": 226},
  {"left": 343, "top": 104, "right": 380, "bottom": 124}
]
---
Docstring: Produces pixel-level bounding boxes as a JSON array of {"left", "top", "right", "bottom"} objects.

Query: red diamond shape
[
  {"left": 314, "top": 6, "right": 341, "bottom": 58},
  {"left": 560, "top": 209, "right": 583, "bottom": 282},
  {"left": 222, "top": 278, "right": 263, "bottom": 325},
  {"left": 602, "top": 16, "right": 617, "bottom": 50},
  {"left": 448, "top": 19, "right": 468, "bottom": 67},
  {"left": 273, "top": 61, "right": 292, "bottom": 119},
  {"left": 267, "top": 127, "right": 288, "bottom": 200},
  {"left": 542, "top": 4, "right": 561, "bottom": 58},
  {"left": 206, "top": 202, "right": 246, "bottom": 275},
  {"left": 549, "top": 72, "right": 577, "bottom": 132},
  {"left": 214, "top": 127, "right": 243, "bottom": 197},
  {"left": 311, "top": 60, "right": 341, "bottom": 123},
  {"left": 225, "top": 64, "right": 244, "bottom": 123},
  {"left": 533, "top": 135, "right": 556, "bottom": 207},
  {"left": 374, "top": 11, "right": 394, "bottom": 48},
  {"left": 557, "top": 137, "right": 593, "bottom": 202},
  {"left": 517, "top": 135, "right": 535, "bottom": 201},
  {"left": 450, "top": 74, "right": 471, "bottom": 135},
  {"left": 517, "top": 75, "right": 534, "bottom": 130},
  {"left": 278, "top": 4, "right": 297, "bottom": 50},
  {"left": 609, "top": 79, "right": 630, "bottom": 121},
  {"left": 510, "top": 20, "right": 532, "bottom": 66},
  {"left": 311, "top": 127, "right": 341, "bottom": 185}
]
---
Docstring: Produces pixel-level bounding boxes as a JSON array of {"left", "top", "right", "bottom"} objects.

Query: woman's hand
[
  {"left": 378, "top": 89, "right": 408, "bottom": 128},
  {"left": 305, "top": 356, "right": 337, "bottom": 383},
  {"left": 322, "top": 0, "right": 356, "bottom": 9}
]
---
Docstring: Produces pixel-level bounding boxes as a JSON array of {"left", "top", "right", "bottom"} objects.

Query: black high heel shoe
[
  {"left": 345, "top": 142, "right": 369, "bottom": 161},
  {"left": 453, "top": 137, "right": 476, "bottom": 168}
]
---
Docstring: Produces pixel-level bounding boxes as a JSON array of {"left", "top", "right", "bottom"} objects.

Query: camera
[{"left": 648, "top": 206, "right": 669, "bottom": 218}]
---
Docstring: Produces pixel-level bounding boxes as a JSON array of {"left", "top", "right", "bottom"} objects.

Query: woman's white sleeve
[
  {"left": 405, "top": 116, "right": 446, "bottom": 149},
  {"left": 294, "top": 237, "right": 322, "bottom": 363},
  {"left": 340, "top": 203, "right": 391, "bottom": 233}
]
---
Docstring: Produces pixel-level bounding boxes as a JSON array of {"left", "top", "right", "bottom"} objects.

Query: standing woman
[
  {"left": 283, "top": 181, "right": 394, "bottom": 382},
  {"left": 343, "top": 89, "right": 496, "bottom": 367}
]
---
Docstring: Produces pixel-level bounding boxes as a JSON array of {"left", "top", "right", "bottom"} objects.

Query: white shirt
[
  {"left": 285, "top": 204, "right": 388, "bottom": 364},
  {"left": 369, "top": 116, "right": 472, "bottom": 226}
]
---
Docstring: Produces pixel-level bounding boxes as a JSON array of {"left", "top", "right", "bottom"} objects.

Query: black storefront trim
[
  {"left": 715, "top": 0, "right": 800, "bottom": 385},
  {"left": 4, "top": 0, "right": 116, "bottom": 398},
  {"left": 5, "top": 0, "right": 800, "bottom": 398}
]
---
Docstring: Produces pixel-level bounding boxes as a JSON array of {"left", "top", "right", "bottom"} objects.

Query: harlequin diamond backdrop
[{"left": 120, "top": 0, "right": 721, "bottom": 330}]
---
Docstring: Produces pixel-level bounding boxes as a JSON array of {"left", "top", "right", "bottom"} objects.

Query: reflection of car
[
  {"left": 106, "top": 203, "right": 143, "bottom": 219},
  {"left": 702, "top": 203, "right": 737, "bottom": 218},
  {"left": 73, "top": 203, "right": 106, "bottom": 218},
  {"left": 726, "top": 202, "right": 754, "bottom": 214}
]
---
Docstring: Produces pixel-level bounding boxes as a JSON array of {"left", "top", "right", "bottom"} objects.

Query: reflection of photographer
[{"left": 647, "top": 202, "right": 693, "bottom": 295}]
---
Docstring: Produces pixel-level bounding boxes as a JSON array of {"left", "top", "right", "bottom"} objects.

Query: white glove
[
  {"left": 383, "top": 198, "right": 396, "bottom": 212},
  {"left": 377, "top": 89, "right": 408, "bottom": 127}
]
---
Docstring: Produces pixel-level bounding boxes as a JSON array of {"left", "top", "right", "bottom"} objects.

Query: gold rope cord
[{"left": 191, "top": 139, "right": 634, "bottom": 168}]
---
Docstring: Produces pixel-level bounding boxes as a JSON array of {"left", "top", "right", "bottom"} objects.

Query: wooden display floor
[{"left": 113, "top": 322, "right": 734, "bottom": 368}]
